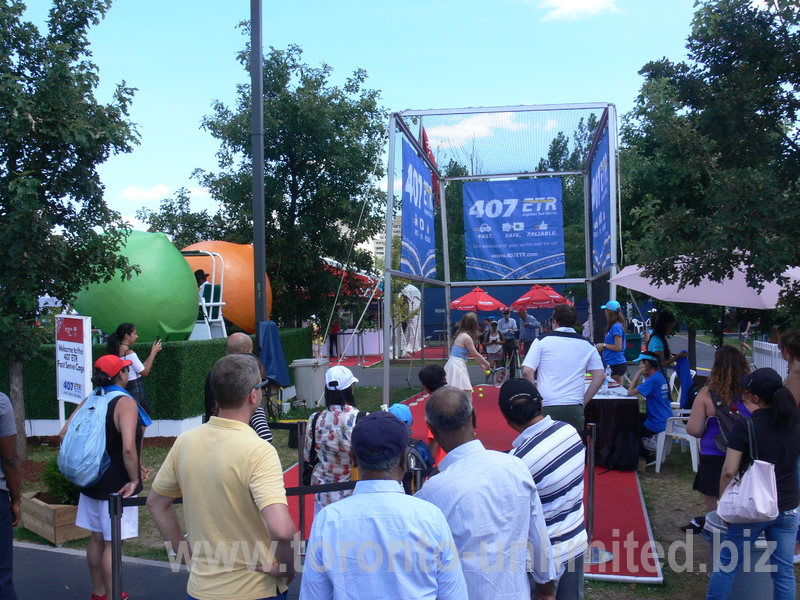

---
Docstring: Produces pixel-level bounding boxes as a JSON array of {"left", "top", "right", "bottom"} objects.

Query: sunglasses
[{"left": 247, "top": 379, "right": 269, "bottom": 395}]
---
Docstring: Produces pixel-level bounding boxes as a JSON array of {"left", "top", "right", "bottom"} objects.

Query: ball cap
[
  {"left": 498, "top": 378, "right": 542, "bottom": 415},
  {"left": 352, "top": 411, "right": 409, "bottom": 464},
  {"left": 387, "top": 403, "right": 413, "bottom": 426},
  {"left": 740, "top": 368, "right": 782, "bottom": 400},
  {"left": 325, "top": 365, "right": 359, "bottom": 390},
  {"left": 601, "top": 300, "right": 621, "bottom": 311},
  {"left": 94, "top": 354, "right": 132, "bottom": 378}
]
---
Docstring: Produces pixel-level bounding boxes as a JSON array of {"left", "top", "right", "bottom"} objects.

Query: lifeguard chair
[{"left": 182, "top": 249, "right": 227, "bottom": 339}]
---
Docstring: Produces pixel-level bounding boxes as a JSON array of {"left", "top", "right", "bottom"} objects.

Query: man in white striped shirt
[{"left": 499, "top": 378, "right": 588, "bottom": 600}]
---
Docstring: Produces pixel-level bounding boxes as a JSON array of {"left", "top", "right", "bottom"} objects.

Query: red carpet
[
  {"left": 284, "top": 384, "right": 661, "bottom": 583},
  {"left": 283, "top": 465, "right": 315, "bottom": 539},
  {"left": 584, "top": 466, "right": 662, "bottom": 583},
  {"left": 328, "top": 355, "right": 382, "bottom": 368}
]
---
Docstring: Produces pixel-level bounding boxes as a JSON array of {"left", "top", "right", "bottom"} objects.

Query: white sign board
[{"left": 55, "top": 315, "right": 92, "bottom": 424}]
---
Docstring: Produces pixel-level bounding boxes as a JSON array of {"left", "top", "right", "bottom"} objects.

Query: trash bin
[
  {"left": 289, "top": 358, "right": 329, "bottom": 408},
  {"left": 702, "top": 511, "right": 774, "bottom": 599},
  {"left": 625, "top": 334, "right": 643, "bottom": 361}
]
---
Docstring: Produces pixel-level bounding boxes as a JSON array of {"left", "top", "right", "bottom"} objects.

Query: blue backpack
[{"left": 58, "top": 388, "right": 125, "bottom": 487}]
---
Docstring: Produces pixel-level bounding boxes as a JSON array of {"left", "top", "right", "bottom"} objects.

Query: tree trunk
[
  {"left": 9, "top": 360, "right": 27, "bottom": 462},
  {"left": 688, "top": 326, "right": 697, "bottom": 371}
]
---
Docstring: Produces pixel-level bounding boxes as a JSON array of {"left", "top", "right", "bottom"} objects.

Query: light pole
[{"left": 251, "top": 0, "right": 267, "bottom": 324}]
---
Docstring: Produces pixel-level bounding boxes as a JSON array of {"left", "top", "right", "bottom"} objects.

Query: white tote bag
[{"left": 717, "top": 418, "right": 779, "bottom": 524}]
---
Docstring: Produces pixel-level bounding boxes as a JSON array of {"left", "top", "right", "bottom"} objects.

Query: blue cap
[
  {"left": 387, "top": 403, "right": 413, "bottom": 426},
  {"left": 601, "top": 300, "right": 621, "bottom": 311},
  {"left": 352, "top": 411, "right": 409, "bottom": 464}
]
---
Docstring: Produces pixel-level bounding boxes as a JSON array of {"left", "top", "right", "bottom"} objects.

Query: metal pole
[
  {"left": 298, "top": 420, "right": 307, "bottom": 542},
  {"left": 382, "top": 115, "right": 397, "bottom": 404},
  {"left": 607, "top": 104, "right": 620, "bottom": 301},
  {"left": 109, "top": 492, "right": 123, "bottom": 600},
  {"left": 251, "top": 0, "right": 267, "bottom": 324},
  {"left": 439, "top": 179, "right": 451, "bottom": 354},
  {"left": 586, "top": 423, "right": 596, "bottom": 543}
]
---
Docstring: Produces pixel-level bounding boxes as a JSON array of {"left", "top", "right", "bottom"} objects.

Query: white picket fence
[{"left": 753, "top": 340, "right": 788, "bottom": 376}]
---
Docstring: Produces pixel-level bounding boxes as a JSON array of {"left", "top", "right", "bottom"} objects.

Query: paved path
[{"left": 13, "top": 541, "right": 302, "bottom": 599}]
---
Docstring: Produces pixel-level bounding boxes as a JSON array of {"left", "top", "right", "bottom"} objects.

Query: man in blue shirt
[
  {"left": 301, "top": 411, "right": 467, "bottom": 599},
  {"left": 517, "top": 308, "right": 540, "bottom": 356}
]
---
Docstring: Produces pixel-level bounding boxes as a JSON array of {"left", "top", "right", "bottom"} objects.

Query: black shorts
[
  {"left": 609, "top": 363, "right": 628, "bottom": 377},
  {"left": 692, "top": 454, "right": 726, "bottom": 497}
]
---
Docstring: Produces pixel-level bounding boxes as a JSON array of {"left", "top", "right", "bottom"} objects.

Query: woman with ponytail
[
  {"left": 107, "top": 323, "right": 161, "bottom": 416},
  {"left": 705, "top": 368, "right": 800, "bottom": 600}
]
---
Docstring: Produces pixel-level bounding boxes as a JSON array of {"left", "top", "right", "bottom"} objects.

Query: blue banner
[
  {"left": 401, "top": 139, "right": 436, "bottom": 278},
  {"left": 463, "top": 179, "right": 564, "bottom": 280},
  {"left": 590, "top": 127, "right": 611, "bottom": 275}
]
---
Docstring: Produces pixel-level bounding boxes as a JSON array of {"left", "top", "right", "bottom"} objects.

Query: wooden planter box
[{"left": 21, "top": 491, "right": 89, "bottom": 545}]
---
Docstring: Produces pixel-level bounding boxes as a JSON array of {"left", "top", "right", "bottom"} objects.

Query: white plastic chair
[
  {"left": 655, "top": 416, "right": 699, "bottom": 473},
  {"left": 631, "top": 318, "right": 644, "bottom": 334}
]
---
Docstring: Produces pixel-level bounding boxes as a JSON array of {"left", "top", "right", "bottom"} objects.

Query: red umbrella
[
  {"left": 511, "top": 285, "right": 558, "bottom": 309},
  {"left": 541, "top": 285, "right": 572, "bottom": 306},
  {"left": 450, "top": 287, "right": 506, "bottom": 312}
]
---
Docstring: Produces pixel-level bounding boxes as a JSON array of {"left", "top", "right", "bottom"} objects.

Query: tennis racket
[{"left": 490, "top": 367, "right": 509, "bottom": 387}]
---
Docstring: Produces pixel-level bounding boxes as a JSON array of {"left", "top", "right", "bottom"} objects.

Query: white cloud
[
  {"left": 535, "top": 0, "right": 621, "bottom": 21},
  {"left": 187, "top": 186, "right": 210, "bottom": 199},
  {"left": 544, "top": 118, "right": 559, "bottom": 131},
  {"left": 119, "top": 213, "right": 149, "bottom": 231},
  {"left": 426, "top": 112, "right": 529, "bottom": 149},
  {"left": 119, "top": 184, "right": 171, "bottom": 202}
]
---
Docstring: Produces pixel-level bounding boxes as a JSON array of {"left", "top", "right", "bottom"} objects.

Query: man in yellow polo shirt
[{"left": 147, "top": 354, "right": 296, "bottom": 600}]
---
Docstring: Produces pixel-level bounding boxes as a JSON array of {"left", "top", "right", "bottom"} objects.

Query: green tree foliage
[
  {"left": 188, "top": 43, "right": 386, "bottom": 324},
  {"left": 534, "top": 116, "right": 598, "bottom": 281},
  {"left": 622, "top": 0, "right": 800, "bottom": 306},
  {"left": 0, "top": 0, "right": 137, "bottom": 456},
  {"left": 434, "top": 160, "right": 468, "bottom": 281},
  {"left": 136, "top": 188, "right": 227, "bottom": 250}
]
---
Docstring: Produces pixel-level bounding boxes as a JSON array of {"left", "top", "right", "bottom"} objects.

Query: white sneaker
[
  {"left": 793, "top": 553, "right": 800, "bottom": 564},
  {"left": 642, "top": 435, "right": 658, "bottom": 453}
]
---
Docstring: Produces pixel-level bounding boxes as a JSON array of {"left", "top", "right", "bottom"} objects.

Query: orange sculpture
[{"left": 182, "top": 241, "right": 272, "bottom": 333}]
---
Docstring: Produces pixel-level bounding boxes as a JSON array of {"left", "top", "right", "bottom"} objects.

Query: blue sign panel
[
  {"left": 591, "top": 127, "right": 611, "bottom": 275},
  {"left": 463, "top": 179, "right": 564, "bottom": 280},
  {"left": 401, "top": 139, "right": 436, "bottom": 278}
]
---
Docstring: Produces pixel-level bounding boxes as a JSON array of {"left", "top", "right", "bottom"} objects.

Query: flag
[{"left": 422, "top": 128, "right": 441, "bottom": 207}]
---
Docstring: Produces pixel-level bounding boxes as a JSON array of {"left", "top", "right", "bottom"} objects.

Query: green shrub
[
  {"left": 0, "top": 328, "right": 312, "bottom": 421},
  {"left": 42, "top": 456, "right": 80, "bottom": 505}
]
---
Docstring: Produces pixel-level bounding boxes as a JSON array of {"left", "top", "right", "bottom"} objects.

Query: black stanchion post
[
  {"left": 298, "top": 420, "right": 307, "bottom": 543},
  {"left": 109, "top": 492, "right": 123, "bottom": 600},
  {"left": 587, "top": 422, "right": 596, "bottom": 544}
]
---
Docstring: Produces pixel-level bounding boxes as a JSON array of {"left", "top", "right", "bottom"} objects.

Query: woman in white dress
[{"left": 445, "top": 312, "right": 491, "bottom": 393}]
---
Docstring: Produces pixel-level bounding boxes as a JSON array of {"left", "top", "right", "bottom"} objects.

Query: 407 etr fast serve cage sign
[{"left": 55, "top": 315, "right": 92, "bottom": 424}]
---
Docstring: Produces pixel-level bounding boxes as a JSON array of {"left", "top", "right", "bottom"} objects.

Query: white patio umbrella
[{"left": 610, "top": 264, "right": 800, "bottom": 310}]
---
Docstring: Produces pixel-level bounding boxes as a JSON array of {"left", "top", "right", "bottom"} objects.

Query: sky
[{"left": 25, "top": 0, "right": 699, "bottom": 228}]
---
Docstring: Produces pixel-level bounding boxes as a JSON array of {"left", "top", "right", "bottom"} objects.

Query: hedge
[{"left": 0, "top": 327, "right": 313, "bottom": 421}]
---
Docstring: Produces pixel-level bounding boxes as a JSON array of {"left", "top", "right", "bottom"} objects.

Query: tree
[
  {"left": 534, "top": 115, "right": 599, "bottom": 282},
  {"left": 622, "top": 0, "right": 800, "bottom": 306},
  {"left": 434, "top": 160, "right": 468, "bottom": 282},
  {"left": 190, "top": 43, "right": 386, "bottom": 324},
  {"left": 0, "top": 0, "right": 137, "bottom": 458},
  {"left": 136, "top": 188, "right": 227, "bottom": 249}
]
